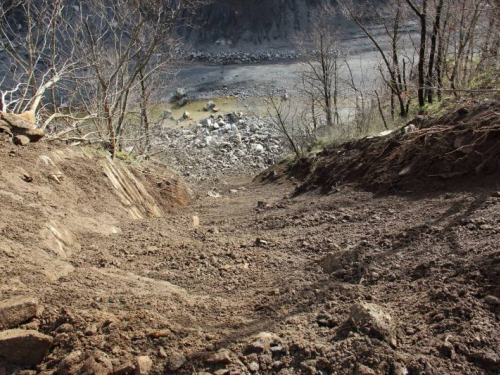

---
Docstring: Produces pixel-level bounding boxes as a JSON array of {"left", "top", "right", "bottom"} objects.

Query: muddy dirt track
[{"left": 1, "top": 139, "right": 500, "bottom": 374}]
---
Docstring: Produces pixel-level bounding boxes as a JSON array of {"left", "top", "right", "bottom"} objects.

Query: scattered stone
[
  {"left": 182, "top": 111, "right": 190, "bottom": 119},
  {"left": 248, "top": 361, "right": 260, "bottom": 372},
  {"left": 158, "top": 112, "right": 284, "bottom": 180},
  {"left": 135, "top": 356, "right": 153, "bottom": 375},
  {"left": 56, "top": 323, "right": 74, "bottom": 333},
  {"left": 252, "top": 143, "right": 264, "bottom": 153},
  {"left": 158, "top": 346, "right": 167, "bottom": 359},
  {"left": 439, "top": 340, "right": 455, "bottom": 359},
  {"left": 246, "top": 339, "right": 266, "bottom": 353},
  {"left": 257, "top": 201, "right": 268, "bottom": 208},
  {"left": 404, "top": 124, "right": 416, "bottom": 134},
  {"left": 13, "top": 134, "right": 30, "bottom": 146},
  {"left": 349, "top": 302, "right": 397, "bottom": 347},
  {"left": 84, "top": 324, "right": 98, "bottom": 336},
  {"left": 58, "top": 350, "right": 83, "bottom": 375},
  {"left": 255, "top": 238, "right": 268, "bottom": 247},
  {"left": 355, "top": 363, "right": 377, "bottom": 375},
  {"left": 0, "top": 296, "right": 39, "bottom": 329},
  {"left": 492, "top": 191, "right": 500, "bottom": 198},
  {"left": 177, "top": 97, "right": 188, "bottom": 107},
  {"left": 208, "top": 190, "right": 221, "bottom": 198},
  {"left": 167, "top": 351, "right": 187, "bottom": 371},
  {"left": 113, "top": 362, "right": 135, "bottom": 375},
  {"left": 205, "top": 101, "right": 216, "bottom": 111},
  {"left": 320, "top": 251, "right": 351, "bottom": 274},
  {"left": 175, "top": 88, "right": 186, "bottom": 99},
  {"left": 206, "top": 349, "right": 233, "bottom": 365},
  {"left": 391, "top": 362, "right": 409, "bottom": 375},
  {"left": 484, "top": 295, "right": 500, "bottom": 306},
  {"left": 79, "top": 357, "right": 110, "bottom": 375},
  {"left": 0, "top": 329, "right": 53, "bottom": 365}
]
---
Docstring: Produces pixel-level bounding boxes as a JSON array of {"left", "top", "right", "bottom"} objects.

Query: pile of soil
[{"left": 292, "top": 98, "right": 500, "bottom": 194}]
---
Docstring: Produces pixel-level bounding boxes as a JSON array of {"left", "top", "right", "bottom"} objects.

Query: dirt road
[
  {"left": 48, "top": 178, "right": 500, "bottom": 374},
  {"left": 1, "top": 140, "right": 499, "bottom": 374}
]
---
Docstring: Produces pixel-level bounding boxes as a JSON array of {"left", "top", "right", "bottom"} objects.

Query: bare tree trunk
[
  {"left": 427, "top": 0, "right": 444, "bottom": 103},
  {"left": 139, "top": 68, "right": 151, "bottom": 152}
]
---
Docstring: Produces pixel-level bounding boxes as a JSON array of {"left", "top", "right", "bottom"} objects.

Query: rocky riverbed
[{"left": 154, "top": 108, "right": 286, "bottom": 180}]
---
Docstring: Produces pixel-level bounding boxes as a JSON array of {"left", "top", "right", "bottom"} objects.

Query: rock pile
[
  {"left": 0, "top": 296, "right": 52, "bottom": 367},
  {"left": 155, "top": 111, "right": 285, "bottom": 180},
  {"left": 186, "top": 49, "right": 301, "bottom": 65},
  {"left": 0, "top": 111, "right": 45, "bottom": 145}
]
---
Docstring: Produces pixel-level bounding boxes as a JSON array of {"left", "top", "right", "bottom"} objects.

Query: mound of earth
[{"left": 287, "top": 98, "right": 500, "bottom": 194}]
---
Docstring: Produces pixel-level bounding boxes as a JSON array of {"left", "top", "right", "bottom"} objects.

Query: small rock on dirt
[
  {"left": 248, "top": 361, "right": 260, "bottom": 372},
  {"left": 113, "top": 361, "right": 135, "bottom": 375},
  {"left": 135, "top": 356, "right": 153, "bottom": 375},
  {"left": 206, "top": 349, "right": 233, "bottom": 365},
  {"left": 255, "top": 238, "right": 268, "bottom": 247},
  {"left": 0, "top": 329, "right": 53, "bottom": 365},
  {"left": 320, "top": 251, "right": 350, "bottom": 274},
  {"left": 13, "top": 134, "right": 30, "bottom": 146},
  {"left": 58, "top": 350, "right": 83, "bottom": 374},
  {"left": 355, "top": 363, "right": 377, "bottom": 375},
  {"left": 484, "top": 295, "right": 500, "bottom": 306},
  {"left": 0, "top": 296, "right": 39, "bottom": 329},
  {"left": 349, "top": 302, "right": 397, "bottom": 347},
  {"left": 167, "top": 351, "right": 187, "bottom": 371},
  {"left": 193, "top": 215, "right": 200, "bottom": 227}
]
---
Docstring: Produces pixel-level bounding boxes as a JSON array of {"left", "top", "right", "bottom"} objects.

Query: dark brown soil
[
  {"left": 1, "top": 127, "right": 500, "bottom": 374},
  {"left": 289, "top": 98, "right": 500, "bottom": 195}
]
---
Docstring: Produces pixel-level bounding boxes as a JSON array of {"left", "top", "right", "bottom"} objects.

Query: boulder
[
  {"left": 183, "top": 111, "right": 190, "bottom": 120},
  {"left": 0, "top": 329, "right": 53, "bottom": 365},
  {"left": 0, "top": 112, "right": 45, "bottom": 143},
  {"left": 0, "top": 112, "right": 35, "bottom": 130},
  {"left": 0, "top": 297, "right": 39, "bottom": 329},
  {"left": 349, "top": 302, "right": 397, "bottom": 347}
]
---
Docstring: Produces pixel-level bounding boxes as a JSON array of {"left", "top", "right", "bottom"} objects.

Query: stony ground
[{"left": 2, "top": 140, "right": 500, "bottom": 374}]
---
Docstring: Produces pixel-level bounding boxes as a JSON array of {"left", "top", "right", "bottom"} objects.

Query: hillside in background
[{"left": 178, "top": 0, "right": 373, "bottom": 49}]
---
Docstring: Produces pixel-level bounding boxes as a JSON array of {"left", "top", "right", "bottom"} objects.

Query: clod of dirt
[
  {"left": 0, "top": 329, "right": 53, "bottom": 365},
  {"left": 0, "top": 296, "right": 39, "bottom": 329},
  {"left": 348, "top": 302, "right": 397, "bottom": 347},
  {"left": 206, "top": 349, "right": 233, "bottom": 365},
  {"left": 355, "top": 363, "right": 377, "bottom": 375},
  {"left": 320, "top": 250, "right": 351, "bottom": 274},
  {"left": 112, "top": 361, "right": 136, "bottom": 375}
]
